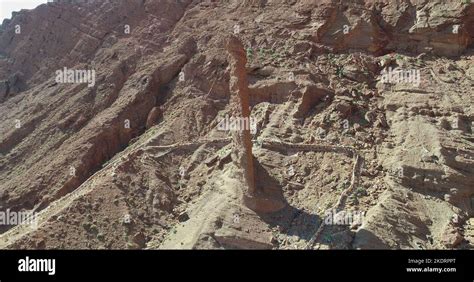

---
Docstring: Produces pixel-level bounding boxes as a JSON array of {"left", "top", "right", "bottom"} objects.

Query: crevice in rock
[{"left": 27, "top": 39, "right": 197, "bottom": 218}]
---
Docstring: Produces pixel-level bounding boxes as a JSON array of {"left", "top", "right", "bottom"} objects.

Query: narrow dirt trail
[
  {"left": 305, "top": 154, "right": 363, "bottom": 249},
  {"left": 0, "top": 136, "right": 361, "bottom": 249}
]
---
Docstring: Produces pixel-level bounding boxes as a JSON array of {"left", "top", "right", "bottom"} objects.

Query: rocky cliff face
[{"left": 0, "top": 0, "right": 472, "bottom": 249}]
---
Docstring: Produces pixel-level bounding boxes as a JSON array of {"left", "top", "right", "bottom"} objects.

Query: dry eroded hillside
[{"left": 0, "top": 0, "right": 473, "bottom": 249}]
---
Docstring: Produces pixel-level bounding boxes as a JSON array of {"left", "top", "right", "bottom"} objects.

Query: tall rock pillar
[{"left": 225, "top": 35, "right": 257, "bottom": 198}]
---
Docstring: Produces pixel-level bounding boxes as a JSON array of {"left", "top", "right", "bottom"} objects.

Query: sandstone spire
[
  {"left": 225, "top": 35, "right": 286, "bottom": 213},
  {"left": 226, "top": 35, "right": 257, "bottom": 200}
]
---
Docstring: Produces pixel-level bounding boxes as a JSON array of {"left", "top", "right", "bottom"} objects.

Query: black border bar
[{"left": 0, "top": 250, "right": 472, "bottom": 281}]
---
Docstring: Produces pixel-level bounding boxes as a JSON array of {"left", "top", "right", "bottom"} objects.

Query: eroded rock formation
[
  {"left": 0, "top": 0, "right": 472, "bottom": 250},
  {"left": 226, "top": 35, "right": 257, "bottom": 195}
]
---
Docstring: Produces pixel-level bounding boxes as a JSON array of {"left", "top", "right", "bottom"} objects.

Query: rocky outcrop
[
  {"left": 0, "top": 0, "right": 472, "bottom": 250},
  {"left": 226, "top": 35, "right": 286, "bottom": 213},
  {"left": 145, "top": 107, "right": 163, "bottom": 129},
  {"left": 226, "top": 35, "right": 256, "bottom": 197},
  {"left": 311, "top": 0, "right": 474, "bottom": 56}
]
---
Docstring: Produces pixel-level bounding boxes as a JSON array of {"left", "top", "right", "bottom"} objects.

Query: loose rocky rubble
[{"left": 0, "top": 0, "right": 472, "bottom": 250}]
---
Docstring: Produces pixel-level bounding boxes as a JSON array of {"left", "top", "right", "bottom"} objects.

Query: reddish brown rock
[
  {"left": 145, "top": 107, "right": 162, "bottom": 129},
  {"left": 225, "top": 35, "right": 257, "bottom": 198},
  {"left": 0, "top": 0, "right": 472, "bottom": 250}
]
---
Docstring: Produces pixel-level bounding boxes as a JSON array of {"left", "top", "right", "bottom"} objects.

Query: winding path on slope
[{"left": 0, "top": 137, "right": 362, "bottom": 249}]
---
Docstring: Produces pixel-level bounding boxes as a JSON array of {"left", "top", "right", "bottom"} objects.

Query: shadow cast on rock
[{"left": 253, "top": 159, "right": 321, "bottom": 241}]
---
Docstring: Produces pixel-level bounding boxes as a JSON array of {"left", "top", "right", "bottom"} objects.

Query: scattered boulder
[
  {"left": 178, "top": 212, "right": 190, "bottom": 222},
  {"left": 145, "top": 107, "right": 163, "bottom": 129}
]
